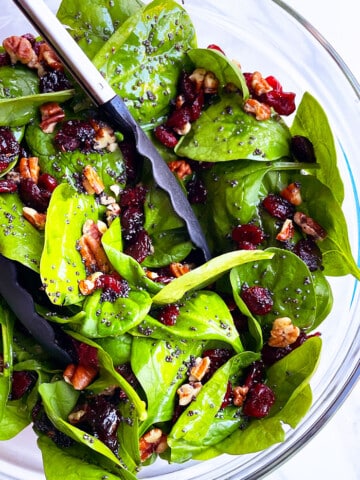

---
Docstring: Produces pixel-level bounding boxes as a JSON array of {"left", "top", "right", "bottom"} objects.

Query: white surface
[{"left": 268, "top": 4, "right": 359, "bottom": 480}]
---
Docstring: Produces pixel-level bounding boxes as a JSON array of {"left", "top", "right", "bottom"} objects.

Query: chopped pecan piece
[
  {"left": 22, "top": 207, "right": 46, "bottom": 230},
  {"left": 77, "top": 219, "right": 112, "bottom": 274},
  {"left": 189, "top": 68, "right": 207, "bottom": 91},
  {"left": 78, "top": 272, "right": 103, "bottom": 296},
  {"left": 19, "top": 157, "right": 40, "bottom": 183},
  {"left": 91, "top": 120, "right": 118, "bottom": 152},
  {"left": 276, "top": 218, "right": 295, "bottom": 242},
  {"left": 139, "top": 428, "right": 168, "bottom": 462},
  {"left": 251, "top": 71, "right": 273, "bottom": 96},
  {"left": 233, "top": 385, "right": 249, "bottom": 407},
  {"left": 39, "top": 102, "right": 65, "bottom": 133},
  {"left": 244, "top": 98, "right": 271, "bottom": 121},
  {"left": 3, "top": 35, "right": 39, "bottom": 69},
  {"left": 280, "top": 182, "right": 302, "bottom": 206},
  {"left": 268, "top": 317, "right": 300, "bottom": 348},
  {"left": 63, "top": 363, "right": 98, "bottom": 390},
  {"left": 177, "top": 381, "right": 202, "bottom": 406},
  {"left": 169, "top": 262, "right": 191, "bottom": 277},
  {"left": 82, "top": 165, "right": 105, "bottom": 195},
  {"left": 38, "top": 42, "right": 63, "bottom": 71},
  {"left": 203, "top": 71, "right": 219, "bottom": 94},
  {"left": 189, "top": 356, "right": 211, "bottom": 382},
  {"left": 168, "top": 160, "right": 192, "bottom": 180},
  {"left": 293, "top": 211, "right": 327, "bottom": 241}
]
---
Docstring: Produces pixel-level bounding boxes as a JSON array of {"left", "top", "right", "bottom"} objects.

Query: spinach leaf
[
  {"left": 40, "top": 183, "right": 99, "bottom": 306},
  {"left": 291, "top": 91, "right": 343, "bottom": 205},
  {"left": 0, "top": 300, "right": 14, "bottom": 423},
  {"left": 231, "top": 247, "right": 317, "bottom": 330},
  {"left": 92, "top": 0, "right": 196, "bottom": 128},
  {"left": 56, "top": 0, "right": 143, "bottom": 59},
  {"left": 131, "top": 337, "right": 204, "bottom": 435},
  {"left": 187, "top": 48, "right": 249, "bottom": 98},
  {"left": 133, "top": 290, "right": 243, "bottom": 352},
  {"left": 168, "top": 351, "right": 259, "bottom": 463},
  {"left": 152, "top": 249, "right": 274, "bottom": 305},
  {"left": 0, "top": 192, "right": 44, "bottom": 271},
  {"left": 175, "top": 93, "right": 291, "bottom": 161}
]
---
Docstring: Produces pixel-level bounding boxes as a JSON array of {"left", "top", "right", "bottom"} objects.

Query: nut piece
[
  {"left": 3, "top": 35, "right": 39, "bottom": 69},
  {"left": 77, "top": 219, "right": 112, "bottom": 274},
  {"left": 203, "top": 71, "right": 219, "bottom": 94},
  {"left": 38, "top": 42, "right": 63, "bottom": 71},
  {"left": 189, "top": 68, "right": 207, "bottom": 91},
  {"left": 293, "top": 211, "right": 327, "bottom": 241},
  {"left": 189, "top": 356, "right": 211, "bottom": 382},
  {"left": 169, "top": 262, "right": 191, "bottom": 277},
  {"left": 39, "top": 102, "right": 65, "bottom": 133},
  {"left": 139, "top": 428, "right": 168, "bottom": 462},
  {"left": 63, "top": 363, "right": 98, "bottom": 390},
  {"left": 244, "top": 98, "right": 271, "bottom": 121},
  {"left": 82, "top": 165, "right": 105, "bottom": 195},
  {"left": 251, "top": 71, "right": 273, "bottom": 96},
  {"left": 268, "top": 316, "right": 300, "bottom": 348},
  {"left": 276, "top": 218, "right": 295, "bottom": 242},
  {"left": 22, "top": 207, "right": 46, "bottom": 230},
  {"left": 168, "top": 160, "right": 192, "bottom": 180},
  {"left": 233, "top": 385, "right": 249, "bottom": 407},
  {"left": 78, "top": 272, "right": 103, "bottom": 296},
  {"left": 19, "top": 157, "right": 40, "bottom": 183},
  {"left": 177, "top": 382, "right": 202, "bottom": 406},
  {"left": 91, "top": 121, "right": 118, "bottom": 152},
  {"left": 281, "top": 182, "right": 302, "bottom": 206}
]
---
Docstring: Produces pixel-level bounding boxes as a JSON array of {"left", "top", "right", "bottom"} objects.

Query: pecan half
[
  {"left": 233, "top": 385, "right": 249, "bottom": 407},
  {"left": 3, "top": 35, "right": 39, "bottom": 69},
  {"left": 177, "top": 381, "right": 202, "bottom": 406},
  {"left": 276, "top": 218, "right": 295, "bottom": 242},
  {"left": 280, "top": 182, "right": 302, "bottom": 206},
  {"left": 251, "top": 71, "right": 273, "bottom": 96},
  {"left": 19, "top": 156, "right": 40, "bottom": 182},
  {"left": 169, "top": 262, "right": 191, "bottom": 277},
  {"left": 39, "top": 102, "right": 65, "bottom": 133},
  {"left": 38, "top": 42, "right": 63, "bottom": 71},
  {"left": 82, "top": 165, "right": 105, "bottom": 195},
  {"left": 63, "top": 363, "right": 98, "bottom": 390}
]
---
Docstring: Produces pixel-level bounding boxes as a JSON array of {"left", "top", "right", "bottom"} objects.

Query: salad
[{"left": 0, "top": 0, "right": 359, "bottom": 479}]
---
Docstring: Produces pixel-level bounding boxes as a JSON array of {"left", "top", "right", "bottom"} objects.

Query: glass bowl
[{"left": 0, "top": 1, "right": 359, "bottom": 479}]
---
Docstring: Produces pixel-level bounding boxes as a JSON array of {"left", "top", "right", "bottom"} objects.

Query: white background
[{"left": 269, "top": 3, "right": 359, "bottom": 479}]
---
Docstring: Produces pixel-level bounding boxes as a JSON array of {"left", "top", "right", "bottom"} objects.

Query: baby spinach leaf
[
  {"left": 133, "top": 290, "right": 243, "bottom": 352},
  {"left": 291, "top": 91, "right": 343, "bottom": 205},
  {"left": 187, "top": 48, "right": 249, "bottom": 98},
  {"left": 175, "top": 93, "right": 291, "bottom": 161},
  {"left": 131, "top": 337, "right": 204, "bottom": 435},
  {"left": 0, "top": 192, "right": 44, "bottom": 271},
  {"left": 0, "top": 65, "right": 38, "bottom": 98},
  {"left": 152, "top": 249, "right": 274, "bottom": 305},
  {"left": 95, "top": 334, "right": 132, "bottom": 366},
  {"left": 168, "top": 351, "right": 259, "bottom": 463},
  {"left": 231, "top": 247, "right": 317, "bottom": 330},
  {"left": 0, "top": 300, "right": 14, "bottom": 423},
  {"left": 0, "top": 90, "right": 75, "bottom": 127},
  {"left": 40, "top": 184, "right": 99, "bottom": 306},
  {"left": 92, "top": 0, "right": 196, "bottom": 128},
  {"left": 69, "top": 288, "right": 151, "bottom": 338},
  {"left": 56, "top": 0, "right": 143, "bottom": 59},
  {"left": 38, "top": 435, "right": 137, "bottom": 480}
]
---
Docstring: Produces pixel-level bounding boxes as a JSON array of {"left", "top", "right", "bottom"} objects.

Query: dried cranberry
[
  {"left": 39, "top": 70, "right": 73, "bottom": 93},
  {"left": 262, "top": 331, "right": 321, "bottom": 366},
  {"left": 157, "top": 303, "right": 180, "bottom": 326},
  {"left": 18, "top": 177, "right": 51, "bottom": 212},
  {"left": 290, "top": 135, "right": 316, "bottom": 163},
  {"left": 0, "top": 52, "right": 10, "bottom": 66},
  {"left": 0, "top": 179, "right": 18, "bottom": 193},
  {"left": 201, "top": 348, "right": 233, "bottom": 382},
  {"left": 262, "top": 193, "right": 295, "bottom": 220},
  {"left": 265, "top": 76, "right": 283, "bottom": 92},
  {"left": 221, "top": 381, "right": 234, "bottom": 409},
  {"left": 119, "top": 141, "right": 139, "bottom": 182},
  {"left": 292, "top": 238, "right": 323, "bottom": 271},
  {"left": 259, "top": 90, "right": 296, "bottom": 116},
  {"left": 178, "top": 71, "right": 198, "bottom": 101},
  {"left": 0, "top": 127, "right": 21, "bottom": 170},
  {"left": 9, "top": 370, "right": 37, "bottom": 400},
  {"left": 154, "top": 124, "right": 179, "bottom": 148},
  {"left": 121, "top": 205, "right": 144, "bottom": 241},
  {"left": 244, "top": 361, "right": 265, "bottom": 389},
  {"left": 54, "top": 120, "right": 96, "bottom": 153},
  {"left": 21, "top": 33, "right": 36, "bottom": 45},
  {"left": 32, "top": 402, "right": 74, "bottom": 448},
  {"left": 207, "top": 44, "right": 226, "bottom": 55},
  {"left": 242, "top": 383, "right": 275, "bottom": 418},
  {"left": 120, "top": 184, "right": 147, "bottom": 208},
  {"left": 166, "top": 106, "right": 191, "bottom": 131},
  {"left": 189, "top": 90, "right": 205, "bottom": 121},
  {"left": 241, "top": 285, "right": 273, "bottom": 316},
  {"left": 75, "top": 342, "right": 99, "bottom": 371},
  {"left": 186, "top": 177, "right": 207, "bottom": 204},
  {"left": 95, "top": 274, "right": 130, "bottom": 300},
  {"left": 124, "top": 229, "right": 153, "bottom": 263},
  {"left": 37, "top": 173, "right": 58, "bottom": 193},
  {"left": 232, "top": 224, "right": 265, "bottom": 248}
]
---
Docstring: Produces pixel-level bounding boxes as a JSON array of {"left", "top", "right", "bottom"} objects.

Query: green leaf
[
  {"left": 175, "top": 93, "right": 291, "bottom": 161},
  {"left": 291, "top": 91, "right": 343, "bottom": 204},
  {"left": 93, "top": 0, "right": 197, "bottom": 127},
  {"left": 152, "top": 249, "right": 274, "bottom": 305}
]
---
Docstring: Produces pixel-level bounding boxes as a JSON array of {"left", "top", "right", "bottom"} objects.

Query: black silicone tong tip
[{"left": 0, "top": 254, "right": 72, "bottom": 366}]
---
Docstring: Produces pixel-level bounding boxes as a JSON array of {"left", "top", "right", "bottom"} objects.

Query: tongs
[{"left": 12, "top": 0, "right": 210, "bottom": 262}]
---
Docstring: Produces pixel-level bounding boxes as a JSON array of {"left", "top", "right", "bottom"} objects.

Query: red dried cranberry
[
  {"left": 37, "top": 173, "right": 58, "bottom": 193},
  {"left": 9, "top": 370, "right": 37, "bottom": 400},
  {"left": 124, "top": 229, "right": 153, "bottom": 263},
  {"left": 262, "top": 193, "right": 295, "bottom": 220},
  {"left": 39, "top": 70, "right": 73, "bottom": 93},
  {"left": 244, "top": 361, "right": 265, "bottom": 388},
  {"left": 201, "top": 348, "right": 233, "bottom": 382},
  {"left": 32, "top": 402, "right": 74, "bottom": 448},
  {"left": 0, "top": 127, "right": 21, "bottom": 170},
  {"left": 119, "top": 141, "right": 139, "bottom": 182},
  {"left": 157, "top": 303, "right": 180, "bottom": 326},
  {"left": 18, "top": 177, "right": 51, "bottom": 212},
  {"left": 75, "top": 342, "right": 99, "bottom": 371},
  {"left": 178, "top": 71, "right": 198, "bottom": 101},
  {"left": 241, "top": 285, "right": 273, "bottom": 316},
  {"left": 121, "top": 205, "right": 144, "bottom": 241},
  {"left": 221, "top": 381, "right": 234, "bottom": 409},
  {"left": 154, "top": 124, "right": 179, "bottom": 148},
  {"left": 95, "top": 273, "right": 130, "bottom": 299},
  {"left": 120, "top": 184, "right": 147, "bottom": 208},
  {"left": 264, "top": 75, "right": 283, "bottom": 92},
  {"left": 242, "top": 383, "right": 275, "bottom": 418},
  {"left": 54, "top": 120, "right": 96, "bottom": 153},
  {"left": 189, "top": 90, "right": 205, "bottom": 121},
  {"left": 0, "top": 179, "right": 18, "bottom": 193},
  {"left": 186, "top": 177, "right": 207, "bottom": 204},
  {"left": 0, "top": 52, "right": 10, "bottom": 66},
  {"left": 292, "top": 238, "right": 323, "bottom": 272},
  {"left": 232, "top": 224, "right": 265, "bottom": 248},
  {"left": 259, "top": 90, "right": 296, "bottom": 116},
  {"left": 207, "top": 44, "right": 226, "bottom": 55},
  {"left": 165, "top": 106, "right": 191, "bottom": 130},
  {"left": 290, "top": 135, "right": 316, "bottom": 163},
  {"left": 21, "top": 33, "right": 36, "bottom": 45}
]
